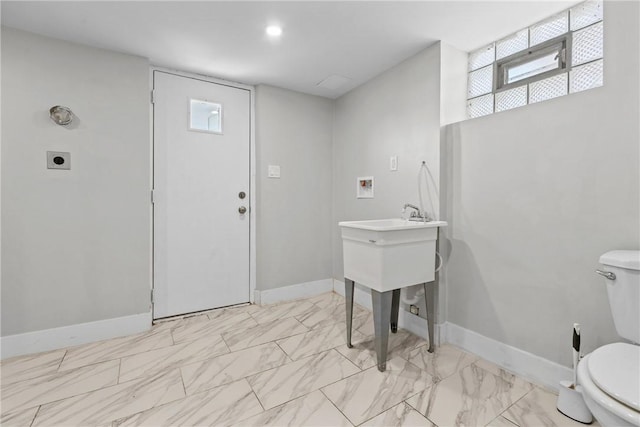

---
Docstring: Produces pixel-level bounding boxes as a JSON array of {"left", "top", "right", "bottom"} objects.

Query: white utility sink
[{"left": 339, "top": 219, "right": 447, "bottom": 293}]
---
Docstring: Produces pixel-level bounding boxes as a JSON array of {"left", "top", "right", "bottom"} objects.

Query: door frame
[{"left": 149, "top": 66, "right": 256, "bottom": 319}]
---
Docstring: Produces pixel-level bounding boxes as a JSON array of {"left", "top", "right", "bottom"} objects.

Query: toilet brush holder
[{"left": 557, "top": 380, "right": 593, "bottom": 424}]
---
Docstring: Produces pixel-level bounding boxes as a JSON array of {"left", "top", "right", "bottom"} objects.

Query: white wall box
[{"left": 356, "top": 176, "right": 374, "bottom": 199}]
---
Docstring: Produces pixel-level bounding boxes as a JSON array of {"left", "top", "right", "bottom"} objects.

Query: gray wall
[
  {"left": 442, "top": 1, "right": 640, "bottom": 367},
  {"left": 439, "top": 42, "right": 468, "bottom": 127},
  {"left": 255, "top": 85, "right": 333, "bottom": 290},
  {"left": 332, "top": 43, "right": 442, "bottom": 284},
  {"left": 1, "top": 28, "right": 151, "bottom": 336}
]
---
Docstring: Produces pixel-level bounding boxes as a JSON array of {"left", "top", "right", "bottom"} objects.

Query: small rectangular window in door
[{"left": 189, "top": 99, "right": 222, "bottom": 134}]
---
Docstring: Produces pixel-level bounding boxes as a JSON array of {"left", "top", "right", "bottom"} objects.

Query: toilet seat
[
  {"left": 588, "top": 343, "right": 640, "bottom": 411},
  {"left": 578, "top": 349, "right": 640, "bottom": 426}
]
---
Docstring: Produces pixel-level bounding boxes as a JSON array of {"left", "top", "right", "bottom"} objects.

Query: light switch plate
[
  {"left": 390, "top": 155, "right": 398, "bottom": 171},
  {"left": 268, "top": 165, "right": 281, "bottom": 178},
  {"left": 47, "top": 151, "right": 71, "bottom": 170}
]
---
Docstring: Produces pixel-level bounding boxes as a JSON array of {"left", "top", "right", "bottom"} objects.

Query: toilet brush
[
  {"left": 573, "top": 323, "right": 581, "bottom": 386},
  {"left": 557, "top": 323, "right": 593, "bottom": 424}
]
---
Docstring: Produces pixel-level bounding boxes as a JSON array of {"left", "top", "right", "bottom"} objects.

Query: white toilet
[{"left": 577, "top": 250, "right": 640, "bottom": 427}]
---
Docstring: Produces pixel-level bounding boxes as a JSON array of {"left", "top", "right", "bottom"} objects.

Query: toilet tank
[{"left": 599, "top": 250, "right": 640, "bottom": 343}]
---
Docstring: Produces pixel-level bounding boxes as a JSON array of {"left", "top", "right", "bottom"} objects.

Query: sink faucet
[
  {"left": 402, "top": 203, "right": 431, "bottom": 222},
  {"left": 403, "top": 203, "right": 420, "bottom": 215}
]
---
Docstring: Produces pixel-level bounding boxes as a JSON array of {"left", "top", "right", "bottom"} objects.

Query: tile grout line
[
  {"left": 249, "top": 386, "right": 337, "bottom": 420},
  {"left": 402, "top": 399, "right": 440, "bottom": 427},
  {"left": 169, "top": 326, "right": 177, "bottom": 346},
  {"left": 176, "top": 339, "right": 296, "bottom": 397},
  {"left": 247, "top": 349, "right": 371, "bottom": 416},
  {"left": 104, "top": 397, "right": 167, "bottom": 426},
  {"left": 319, "top": 388, "right": 356, "bottom": 426},
  {"left": 223, "top": 317, "right": 310, "bottom": 351},
  {"left": 116, "top": 358, "right": 122, "bottom": 384},
  {"left": 318, "top": 361, "right": 389, "bottom": 420},
  {"left": 184, "top": 343, "right": 325, "bottom": 398},
  {"left": 116, "top": 344, "right": 234, "bottom": 386},
  {"left": 403, "top": 388, "right": 440, "bottom": 426},
  {"left": 330, "top": 347, "right": 364, "bottom": 373},
  {"left": 56, "top": 330, "right": 176, "bottom": 372},
  {"left": 112, "top": 377, "right": 267, "bottom": 426},
  {"left": 404, "top": 354, "right": 535, "bottom": 427},
  {"left": 218, "top": 328, "right": 233, "bottom": 351},
  {"left": 20, "top": 365, "right": 184, "bottom": 416},
  {"left": 170, "top": 312, "right": 256, "bottom": 345},
  {"left": 245, "top": 377, "right": 266, "bottom": 413},
  {"left": 1, "top": 353, "right": 71, "bottom": 388},
  {"left": 301, "top": 309, "right": 371, "bottom": 332},
  {"left": 273, "top": 340, "right": 294, "bottom": 363},
  {"left": 494, "top": 386, "right": 533, "bottom": 426},
  {"left": 178, "top": 366, "right": 188, "bottom": 397},
  {"left": 55, "top": 350, "right": 68, "bottom": 373},
  {"left": 487, "top": 413, "right": 520, "bottom": 427},
  {"left": 2, "top": 358, "right": 124, "bottom": 413},
  {"left": 28, "top": 405, "right": 41, "bottom": 427},
  {"left": 118, "top": 331, "right": 241, "bottom": 381}
]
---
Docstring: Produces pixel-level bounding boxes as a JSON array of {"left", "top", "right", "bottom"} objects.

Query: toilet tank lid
[{"left": 600, "top": 250, "right": 640, "bottom": 270}]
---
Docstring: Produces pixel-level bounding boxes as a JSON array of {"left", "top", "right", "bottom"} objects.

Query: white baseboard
[
  {"left": 1, "top": 312, "right": 152, "bottom": 360},
  {"left": 443, "top": 322, "right": 572, "bottom": 391},
  {"left": 333, "top": 278, "right": 372, "bottom": 309},
  {"left": 330, "top": 279, "right": 569, "bottom": 390},
  {"left": 254, "top": 278, "right": 334, "bottom": 306}
]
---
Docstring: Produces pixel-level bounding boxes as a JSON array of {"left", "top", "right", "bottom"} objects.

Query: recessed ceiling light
[{"left": 266, "top": 25, "right": 282, "bottom": 37}]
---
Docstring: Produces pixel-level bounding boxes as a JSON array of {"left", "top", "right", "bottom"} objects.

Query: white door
[{"left": 153, "top": 71, "right": 251, "bottom": 319}]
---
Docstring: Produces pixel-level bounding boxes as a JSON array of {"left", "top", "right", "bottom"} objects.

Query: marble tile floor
[{"left": 0, "top": 292, "right": 597, "bottom": 427}]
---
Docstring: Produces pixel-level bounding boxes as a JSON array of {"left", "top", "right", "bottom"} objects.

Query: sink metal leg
[
  {"left": 345, "top": 278, "right": 355, "bottom": 348},
  {"left": 371, "top": 289, "right": 393, "bottom": 372},
  {"left": 423, "top": 282, "right": 436, "bottom": 353},
  {"left": 390, "top": 289, "right": 400, "bottom": 333}
]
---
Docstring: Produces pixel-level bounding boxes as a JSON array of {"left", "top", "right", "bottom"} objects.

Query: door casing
[{"left": 149, "top": 66, "right": 256, "bottom": 318}]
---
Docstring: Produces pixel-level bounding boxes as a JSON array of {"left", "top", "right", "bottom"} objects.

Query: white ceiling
[{"left": 1, "top": 1, "right": 579, "bottom": 98}]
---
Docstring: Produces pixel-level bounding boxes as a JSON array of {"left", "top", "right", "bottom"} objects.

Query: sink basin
[
  {"left": 339, "top": 218, "right": 447, "bottom": 292},
  {"left": 339, "top": 218, "right": 446, "bottom": 231}
]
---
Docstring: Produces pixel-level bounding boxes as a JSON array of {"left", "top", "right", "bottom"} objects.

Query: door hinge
[
  {"left": 151, "top": 289, "right": 154, "bottom": 304},
  {"left": 150, "top": 90, "right": 156, "bottom": 104},
  {"left": 151, "top": 189, "right": 155, "bottom": 204}
]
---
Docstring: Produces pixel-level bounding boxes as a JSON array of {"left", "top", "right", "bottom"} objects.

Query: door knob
[{"left": 238, "top": 206, "right": 247, "bottom": 214}]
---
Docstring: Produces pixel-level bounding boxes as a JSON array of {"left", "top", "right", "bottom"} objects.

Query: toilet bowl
[
  {"left": 577, "top": 250, "right": 640, "bottom": 427},
  {"left": 577, "top": 343, "right": 639, "bottom": 426}
]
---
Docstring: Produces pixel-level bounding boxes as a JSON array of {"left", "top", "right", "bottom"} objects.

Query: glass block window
[
  {"left": 495, "top": 86, "right": 527, "bottom": 112},
  {"left": 572, "top": 21, "right": 604, "bottom": 66},
  {"left": 570, "top": 0, "right": 603, "bottom": 31},
  {"left": 468, "top": 44, "right": 495, "bottom": 71},
  {"left": 529, "top": 73, "right": 568, "bottom": 103},
  {"left": 466, "top": 0, "right": 604, "bottom": 119},
  {"left": 467, "top": 94, "right": 494, "bottom": 118},
  {"left": 496, "top": 30, "right": 529, "bottom": 60},
  {"left": 570, "top": 59, "right": 604, "bottom": 93},
  {"left": 468, "top": 65, "right": 493, "bottom": 98},
  {"left": 530, "top": 12, "right": 569, "bottom": 46}
]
